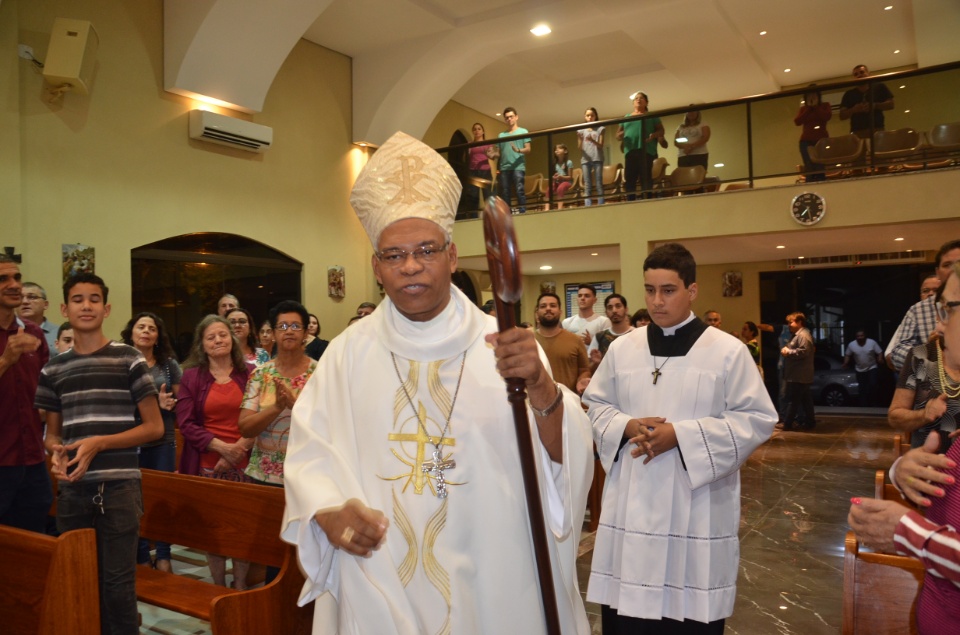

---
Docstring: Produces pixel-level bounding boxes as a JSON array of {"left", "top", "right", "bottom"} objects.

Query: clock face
[{"left": 791, "top": 192, "right": 825, "bottom": 226}]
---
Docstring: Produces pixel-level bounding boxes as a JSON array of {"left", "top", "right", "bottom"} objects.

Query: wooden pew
[
  {"left": 842, "top": 531, "right": 925, "bottom": 634},
  {"left": 0, "top": 526, "right": 99, "bottom": 635},
  {"left": 137, "top": 469, "right": 313, "bottom": 634}
]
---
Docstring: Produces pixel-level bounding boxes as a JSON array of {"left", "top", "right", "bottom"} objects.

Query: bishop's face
[
  {"left": 373, "top": 219, "right": 458, "bottom": 323},
  {"left": 644, "top": 268, "right": 696, "bottom": 330}
]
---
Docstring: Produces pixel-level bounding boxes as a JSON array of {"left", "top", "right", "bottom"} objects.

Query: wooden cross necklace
[
  {"left": 651, "top": 356, "right": 671, "bottom": 385},
  {"left": 391, "top": 352, "right": 467, "bottom": 499}
]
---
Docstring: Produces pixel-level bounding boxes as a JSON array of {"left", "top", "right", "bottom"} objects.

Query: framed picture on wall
[
  {"left": 328, "top": 266, "right": 345, "bottom": 298},
  {"left": 540, "top": 280, "right": 556, "bottom": 295},
  {"left": 722, "top": 271, "right": 743, "bottom": 297},
  {"left": 62, "top": 243, "right": 95, "bottom": 282}
]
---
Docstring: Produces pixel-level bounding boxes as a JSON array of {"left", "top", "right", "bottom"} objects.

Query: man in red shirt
[{"left": 0, "top": 254, "right": 51, "bottom": 532}]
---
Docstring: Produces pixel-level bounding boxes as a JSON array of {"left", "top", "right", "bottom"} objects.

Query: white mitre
[{"left": 351, "top": 131, "right": 462, "bottom": 247}]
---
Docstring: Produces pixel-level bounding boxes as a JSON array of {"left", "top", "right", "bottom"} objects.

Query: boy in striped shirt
[{"left": 36, "top": 272, "right": 162, "bottom": 635}]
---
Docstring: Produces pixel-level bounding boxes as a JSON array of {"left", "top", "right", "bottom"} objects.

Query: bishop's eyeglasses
[
  {"left": 375, "top": 242, "right": 449, "bottom": 268},
  {"left": 935, "top": 300, "right": 960, "bottom": 324}
]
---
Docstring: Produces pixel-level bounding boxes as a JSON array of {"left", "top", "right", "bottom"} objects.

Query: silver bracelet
[{"left": 529, "top": 383, "right": 563, "bottom": 418}]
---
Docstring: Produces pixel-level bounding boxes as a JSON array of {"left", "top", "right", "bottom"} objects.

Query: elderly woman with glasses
[
  {"left": 226, "top": 307, "right": 268, "bottom": 365},
  {"left": 238, "top": 300, "right": 317, "bottom": 487},
  {"left": 850, "top": 262, "right": 960, "bottom": 634},
  {"left": 889, "top": 264, "right": 960, "bottom": 450}
]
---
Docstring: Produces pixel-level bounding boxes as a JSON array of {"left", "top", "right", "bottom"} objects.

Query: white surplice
[
  {"left": 582, "top": 321, "right": 776, "bottom": 624},
  {"left": 282, "top": 286, "right": 593, "bottom": 635}
]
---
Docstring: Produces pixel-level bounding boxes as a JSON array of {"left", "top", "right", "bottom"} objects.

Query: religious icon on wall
[
  {"left": 722, "top": 271, "right": 743, "bottom": 297},
  {"left": 62, "top": 244, "right": 95, "bottom": 282},
  {"left": 328, "top": 266, "right": 345, "bottom": 298},
  {"left": 540, "top": 280, "right": 556, "bottom": 295}
]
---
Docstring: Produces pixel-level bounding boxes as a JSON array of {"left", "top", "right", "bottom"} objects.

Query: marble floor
[
  {"left": 577, "top": 412, "right": 896, "bottom": 635},
  {"left": 142, "top": 413, "right": 893, "bottom": 634}
]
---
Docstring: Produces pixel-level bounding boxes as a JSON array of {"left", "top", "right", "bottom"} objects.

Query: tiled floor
[
  {"left": 578, "top": 413, "right": 896, "bottom": 634},
  {"left": 142, "top": 413, "right": 893, "bottom": 634}
]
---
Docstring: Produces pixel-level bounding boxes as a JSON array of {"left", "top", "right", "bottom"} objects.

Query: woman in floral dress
[{"left": 238, "top": 300, "right": 317, "bottom": 486}]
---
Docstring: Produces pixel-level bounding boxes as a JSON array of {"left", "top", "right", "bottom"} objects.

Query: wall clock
[{"left": 791, "top": 192, "right": 825, "bottom": 226}]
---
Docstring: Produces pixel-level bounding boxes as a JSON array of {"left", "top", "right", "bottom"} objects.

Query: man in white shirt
[
  {"left": 562, "top": 284, "right": 611, "bottom": 347},
  {"left": 844, "top": 329, "right": 884, "bottom": 406}
]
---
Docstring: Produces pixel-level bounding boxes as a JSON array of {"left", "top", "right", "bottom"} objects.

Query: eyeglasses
[
  {"left": 375, "top": 243, "right": 449, "bottom": 268},
  {"left": 935, "top": 301, "right": 960, "bottom": 324},
  {"left": 228, "top": 318, "right": 249, "bottom": 326},
  {"left": 275, "top": 323, "right": 303, "bottom": 331},
  {"left": 22, "top": 294, "right": 45, "bottom": 301}
]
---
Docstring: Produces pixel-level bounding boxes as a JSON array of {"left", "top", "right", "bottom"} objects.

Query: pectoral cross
[
  {"left": 422, "top": 448, "right": 456, "bottom": 499},
  {"left": 652, "top": 368, "right": 662, "bottom": 385}
]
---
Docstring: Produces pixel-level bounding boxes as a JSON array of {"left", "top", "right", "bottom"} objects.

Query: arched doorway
[{"left": 132, "top": 233, "right": 301, "bottom": 360}]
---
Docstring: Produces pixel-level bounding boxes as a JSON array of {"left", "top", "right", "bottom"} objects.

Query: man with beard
[
  {"left": 588, "top": 293, "right": 634, "bottom": 371},
  {"left": 536, "top": 292, "right": 591, "bottom": 394}
]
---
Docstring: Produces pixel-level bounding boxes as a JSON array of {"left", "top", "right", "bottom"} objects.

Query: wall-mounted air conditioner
[{"left": 188, "top": 109, "right": 273, "bottom": 153}]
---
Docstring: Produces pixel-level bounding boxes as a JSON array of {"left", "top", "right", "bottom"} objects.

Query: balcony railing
[{"left": 437, "top": 61, "right": 960, "bottom": 219}]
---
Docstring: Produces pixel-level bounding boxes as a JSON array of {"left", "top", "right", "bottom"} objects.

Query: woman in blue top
[{"left": 617, "top": 91, "right": 665, "bottom": 200}]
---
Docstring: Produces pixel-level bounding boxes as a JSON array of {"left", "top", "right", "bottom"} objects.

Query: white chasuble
[
  {"left": 282, "top": 286, "right": 593, "bottom": 635},
  {"left": 582, "top": 322, "right": 776, "bottom": 624}
]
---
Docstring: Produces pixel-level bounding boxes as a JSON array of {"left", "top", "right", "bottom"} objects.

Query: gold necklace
[
  {"left": 936, "top": 340, "right": 960, "bottom": 399},
  {"left": 390, "top": 352, "right": 467, "bottom": 499}
]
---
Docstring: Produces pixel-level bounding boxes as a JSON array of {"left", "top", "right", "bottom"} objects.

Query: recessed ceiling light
[
  {"left": 780, "top": 606, "right": 788, "bottom": 610},
  {"left": 759, "top": 30, "right": 767, "bottom": 35},
  {"left": 884, "top": 5, "right": 893, "bottom": 10},
  {"left": 714, "top": 163, "right": 724, "bottom": 168},
  {"left": 776, "top": 245, "right": 786, "bottom": 249},
  {"left": 496, "top": 112, "right": 501, "bottom": 117},
  {"left": 894, "top": 237, "right": 904, "bottom": 241},
  {"left": 784, "top": 68, "right": 791, "bottom": 73},
  {"left": 590, "top": 252, "right": 598, "bottom": 256},
  {"left": 906, "top": 249, "right": 913, "bottom": 252},
  {"left": 798, "top": 256, "right": 805, "bottom": 259},
  {"left": 893, "top": 49, "right": 900, "bottom": 54},
  {"left": 539, "top": 265, "right": 553, "bottom": 271},
  {"left": 904, "top": 109, "right": 910, "bottom": 113},
  {"left": 530, "top": 24, "right": 551, "bottom": 36},
  {"left": 899, "top": 85, "right": 906, "bottom": 89}
]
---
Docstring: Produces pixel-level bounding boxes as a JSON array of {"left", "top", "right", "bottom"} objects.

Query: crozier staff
[{"left": 281, "top": 131, "right": 593, "bottom": 635}]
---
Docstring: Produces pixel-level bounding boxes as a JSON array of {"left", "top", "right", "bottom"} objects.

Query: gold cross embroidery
[
  {"left": 386, "top": 402, "right": 456, "bottom": 495},
  {"left": 386, "top": 156, "right": 429, "bottom": 205}
]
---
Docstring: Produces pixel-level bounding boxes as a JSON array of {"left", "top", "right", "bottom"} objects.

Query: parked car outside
[{"left": 811, "top": 353, "right": 859, "bottom": 406}]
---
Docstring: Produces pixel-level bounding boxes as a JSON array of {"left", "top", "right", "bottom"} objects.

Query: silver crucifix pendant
[{"left": 422, "top": 448, "right": 456, "bottom": 499}]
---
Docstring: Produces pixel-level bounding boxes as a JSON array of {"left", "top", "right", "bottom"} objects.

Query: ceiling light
[
  {"left": 530, "top": 24, "right": 551, "bottom": 36},
  {"left": 784, "top": 68, "right": 791, "bottom": 73},
  {"left": 907, "top": 249, "right": 913, "bottom": 252},
  {"left": 893, "top": 49, "right": 900, "bottom": 54},
  {"left": 776, "top": 245, "right": 786, "bottom": 249},
  {"left": 714, "top": 163, "right": 724, "bottom": 168},
  {"left": 539, "top": 265, "right": 552, "bottom": 271},
  {"left": 904, "top": 109, "right": 911, "bottom": 113},
  {"left": 780, "top": 606, "right": 788, "bottom": 610},
  {"left": 590, "top": 252, "right": 598, "bottom": 256},
  {"left": 894, "top": 237, "right": 904, "bottom": 241},
  {"left": 496, "top": 113, "right": 501, "bottom": 117},
  {"left": 798, "top": 256, "right": 805, "bottom": 259},
  {"left": 884, "top": 5, "right": 893, "bottom": 10},
  {"left": 899, "top": 85, "right": 906, "bottom": 89},
  {"left": 759, "top": 30, "right": 767, "bottom": 36}
]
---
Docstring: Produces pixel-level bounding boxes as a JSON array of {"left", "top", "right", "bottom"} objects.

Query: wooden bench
[
  {"left": 0, "top": 526, "right": 99, "bottom": 635},
  {"left": 138, "top": 469, "right": 313, "bottom": 634},
  {"left": 842, "top": 530, "right": 925, "bottom": 634}
]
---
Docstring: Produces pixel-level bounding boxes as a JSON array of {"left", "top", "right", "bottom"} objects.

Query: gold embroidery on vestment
[
  {"left": 392, "top": 490, "right": 417, "bottom": 587},
  {"left": 423, "top": 498, "right": 451, "bottom": 635}
]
